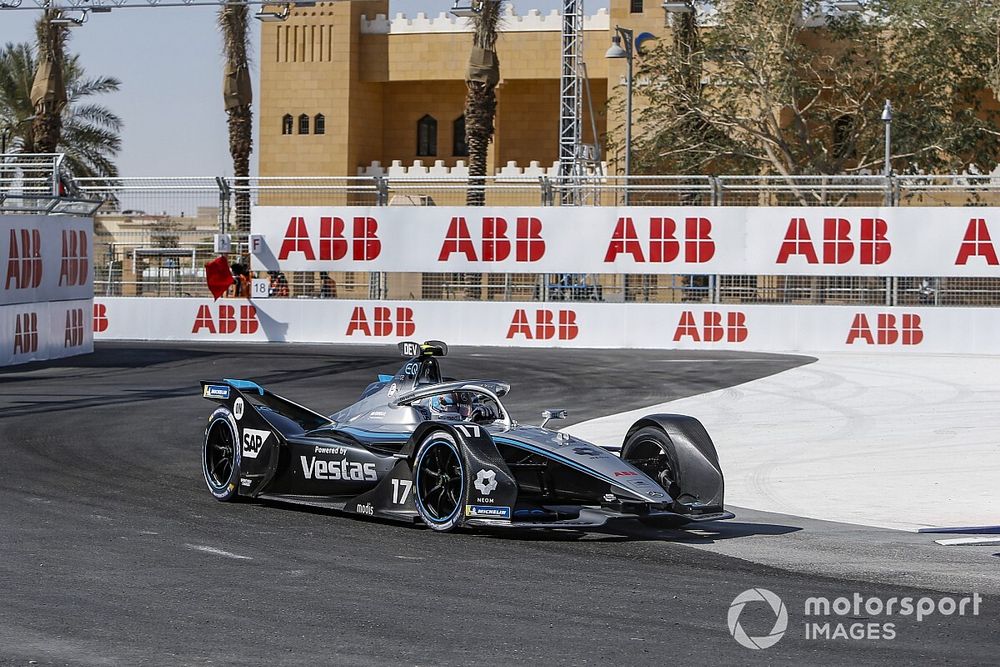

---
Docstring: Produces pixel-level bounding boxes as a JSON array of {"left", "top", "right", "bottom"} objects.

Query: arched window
[
  {"left": 314, "top": 114, "right": 326, "bottom": 135},
  {"left": 452, "top": 115, "right": 468, "bottom": 157},
  {"left": 416, "top": 114, "right": 437, "bottom": 157},
  {"left": 298, "top": 114, "right": 310, "bottom": 135},
  {"left": 281, "top": 114, "right": 293, "bottom": 135}
]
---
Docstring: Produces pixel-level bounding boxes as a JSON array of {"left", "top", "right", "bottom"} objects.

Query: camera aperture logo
[{"left": 728, "top": 588, "right": 788, "bottom": 650}]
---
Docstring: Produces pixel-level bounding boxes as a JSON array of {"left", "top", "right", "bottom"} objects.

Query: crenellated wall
[
  {"left": 356, "top": 159, "right": 608, "bottom": 180},
  {"left": 361, "top": 6, "right": 610, "bottom": 35}
]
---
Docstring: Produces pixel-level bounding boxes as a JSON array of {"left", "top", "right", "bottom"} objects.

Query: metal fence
[{"left": 5, "top": 162, "right": 1000, "bottom": 306}]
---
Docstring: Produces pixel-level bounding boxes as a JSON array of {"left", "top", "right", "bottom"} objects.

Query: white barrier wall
[
  {"left": 1, "top": 215, "right": 94, "bottom": 366},
  {"left": 251, "top": 206, "right": 1000, "bottom": 277},
  {"left": 93, "top": 297, "right": 1000, "bottom": 355}
]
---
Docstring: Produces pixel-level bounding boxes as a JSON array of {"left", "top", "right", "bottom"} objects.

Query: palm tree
[
  {"left": 0, "top": 42, "right": 122, "bottom": 177},
  {"left": 463, "top": 0, "right": 502, "bottom": 206},
  {"left": 218, "top": 4, "right": 253, "bottom": 233},
  {"left": 30, "top": 10, "right": 68, "bottom": 154}
]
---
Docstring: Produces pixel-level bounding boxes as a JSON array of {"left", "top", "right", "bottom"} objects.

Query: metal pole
[{"left": 624, "top": 44, "right": 632, "bottom": 206}]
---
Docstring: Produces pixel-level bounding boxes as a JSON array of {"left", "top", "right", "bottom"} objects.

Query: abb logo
[
  {"left": 438, "top": 217, "right": 545, "bottom": 262},
  {"left": 776, "top": 218, "right": 890, "bottom": 265},
  {"left": 346, "top": 306, "right": 415, "bottom": 337},
  {"left": 506, "top": 309, "right": 579, "bottom": 340},
  {"left": 673, "top": 311, "right": 748, "bottom": 343},
  {"left": 59, "top": 230, "right": 89, "bottom": 287},
  {"left": 5, "top": 228, "right": 42, "bottom": 290},
  {"left": 93, "top": 303, "right": 109, "bottom": 333},
  {"left": 12, "top": 311, "right": 39, "bottom": 355},
  {"left": 278, "top": 216, "right": 381, "bottom": 261},
  {"left": 846, "top": 313, "right": 923, "bottom": 346},
  {"left": 64, "top": 308, "right": 85, "bottom": 348},
  {"left": 604, "top": 217, "right": 715, "bottom": 263},
  {"left": 192, "top": 304, "right": 259, "bottom": 334},
  {"left": 955, "top": 219, "right": 999, "bottom": 265}
]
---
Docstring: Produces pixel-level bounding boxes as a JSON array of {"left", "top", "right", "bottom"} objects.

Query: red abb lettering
[
  {"left": 506, "top": 309, "right": 578, "bottom": 340},
  {"left": 59, "top": 230, "right": 89, "bottom": 287},
  {"left": 279, "top": 216, "right": 381, "bottom": 261},
  {"left": 439, "top": 217, "right": 545, "bottom": 263},
  {"left": 64, "top": 308, "right": 85, "bottom": 348},
  {"left": 12, "top": 312, "right": 39, "bottom": 355},
  {"left": 606, "top": 217, "right": 714, "bottom": 263},
  {"left": 5, "top": 228, "right": 43, "bottom": 290},
  {"left": 93, "top": 303, "right": 109, "bottom": 333},
  {"left": 955, "top": 218, "right": 999, "bottom": 265},
  {"left": 846, "top": 313, "right": 923, "bottom": 346},
  {"left": 673, "top": 311, "right": 748, "bottom": 343},
  {"left": 778, "top": 217, "right": 889, "bottom": 265},
  {"left": 345, "top": 306, "right": 415, "bottom": 337},
  {"left": 191, "top": 304, "right": 259, "bottom": 335}
]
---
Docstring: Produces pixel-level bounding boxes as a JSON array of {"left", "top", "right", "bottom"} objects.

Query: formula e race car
[{"left": 199, "top": 341, "right": 734, "bottom": 531}]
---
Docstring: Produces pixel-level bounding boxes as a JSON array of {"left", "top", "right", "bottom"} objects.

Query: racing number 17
[{"left": 391, "top": 478, "right": 412, "bottom": 505}]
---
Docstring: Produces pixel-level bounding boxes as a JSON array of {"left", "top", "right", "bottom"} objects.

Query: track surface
[{"left": 0, "top": 343, "right": 995, "bottom": 665}]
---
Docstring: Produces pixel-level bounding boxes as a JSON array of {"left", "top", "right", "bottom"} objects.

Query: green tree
[
  {"left": 0, "top": 41, "right": 122, "bottom": 177},
  {"left": 463, "top": 0, "right": 502, "bottom": 206},
  {"left": 624, "top": 0, "right": 1000, "bottom": 179},
  {"left": 218, "top": 4, "right": 253, "bottom": 233}
]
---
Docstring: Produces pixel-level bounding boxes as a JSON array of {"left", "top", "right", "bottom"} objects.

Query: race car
[{"left": 200, "top": 341, "right": 733, "bottom": 532}]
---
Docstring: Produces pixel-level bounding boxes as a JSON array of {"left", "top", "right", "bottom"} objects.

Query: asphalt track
[{"left": 0, "top": 343, "right": 995, "bottom": 666}]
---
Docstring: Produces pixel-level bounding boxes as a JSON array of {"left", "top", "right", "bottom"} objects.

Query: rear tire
[
  {"left": 413, "top": 431, "right": 465, "bottom": 532},
  {"left": 203, "top": 410, "right": 241, "bottom": 502}
]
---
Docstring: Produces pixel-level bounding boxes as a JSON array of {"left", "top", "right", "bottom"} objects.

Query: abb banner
[
  {"left": 93, "top": 297, "right": 1000, "bottom": 355},
  {"left": 251, "top": 206, "right": 1000, "bottom": 277},
  {"left": 1, "top": 215, "right": 93, "bottom": 306},
  {"left": 0, "top": 299, "right": 93, "bottom": 366}
]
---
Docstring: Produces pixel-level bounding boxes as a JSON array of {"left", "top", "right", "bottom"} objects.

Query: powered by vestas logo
[{"left": 728, "top": 588, "right": 789, "bottom": 650}]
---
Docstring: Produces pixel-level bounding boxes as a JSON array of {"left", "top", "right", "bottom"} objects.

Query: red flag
[{"left": 205, "top": 255, "right": 234, "bottom": 300}]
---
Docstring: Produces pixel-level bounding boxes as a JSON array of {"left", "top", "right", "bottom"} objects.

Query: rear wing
[{"left": 200, "top": 379, "right": 333, "bottom": 435}]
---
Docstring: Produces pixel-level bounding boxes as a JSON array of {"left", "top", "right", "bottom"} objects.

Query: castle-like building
[{"left": 258, "top": 0, "right": 666, "bottom": 179}]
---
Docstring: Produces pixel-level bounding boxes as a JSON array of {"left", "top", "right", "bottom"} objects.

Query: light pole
[
  {"left": 881, "top": 99, "right": 893, "bottom": 178},
  {"left": 606, "top": 25, "right": 634, "bottom": 206}
]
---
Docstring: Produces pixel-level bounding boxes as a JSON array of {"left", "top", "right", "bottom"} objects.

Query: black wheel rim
[
  {"left": 416, "top": 441, "right": 463, "bottom": 522},
  {"left": 630, "top": 437, "right": 679, "bottom": 496},
  {"left": 205, "top": 421, "right": 235, "bottom": 488}
]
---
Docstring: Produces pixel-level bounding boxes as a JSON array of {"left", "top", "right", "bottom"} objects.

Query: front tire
[
  {"left": 203, "top": 410, "right": 241, "bottom": 502},
  {"left": 413, "top": 431, "right": 465, "bottom": 532},
  {"left": 622, "top": 426, "right": 683, "bottom": 500}
]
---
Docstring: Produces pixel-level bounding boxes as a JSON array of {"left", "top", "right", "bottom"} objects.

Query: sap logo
[
  {"left": 278, "top": 216, "right": 381, "bottom": 261},
  {"left": 5, "top": 228, "right": 42, "bottom": 290},
  {"left": 58, "top": 230, "right": 89, "bottom": 287},
  {"left": 438, "top": 216, "right": 545, "bottom": 262},
  {"left": 192, "top": 304, "right": 259, "bottom": 335},
  {"left": 300, "top": 456, "right": 377, "bottom": 481},
  {"left": 93, "top": 303, "right": 109, "bottom": 333},
  {"left": 955, "top": 218, "right": 999, "bottom": 266},
  {"left": 346, "top": 306, "right": 415, "bottom": 337},
  {"left": 506, "top": 309, "right": 578, "bottom": 340},
  {"left": 12, "top": 311, "right": 39, "bottom": 355},
  {"left": 673, "top": 311, "right": 748, "bottom": 343},
  {"left": 64, "top": 308, "right": 85, "bottom": 348},
  {"left": 604, "top": 217, "right": 715, "bottom": 263},
  {"left": 846, "top": 314, "right": 923, "bottom": 346},
  {"left": 776, "top": 217, "right": 890, "bottom": 265},
  {"left": 242, "top": 428, "right": 271, "bottom": 459}
]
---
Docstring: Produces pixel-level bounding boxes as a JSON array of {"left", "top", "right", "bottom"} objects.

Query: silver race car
[{"left": 200, "top": 341, "right": 733, "bottom": 532}]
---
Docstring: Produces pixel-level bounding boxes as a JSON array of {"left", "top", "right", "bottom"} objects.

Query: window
[
  {"left": 314, "top": 114, "right": 325, "bottom": 135},
  {"left": 281, "top": 114, "right": 293, "bottom": 135},
  {"left": 630, "top": 0, "right": 643, "bottom": 13},
  {"left": 452, "top": 115, "right": 468, "bottom": 157},
  {"left": 298, "top": 114, "right": 310, "bottom": 135},
  {"left": 417, "top": 114, "right": 437, "bottom": 157}
]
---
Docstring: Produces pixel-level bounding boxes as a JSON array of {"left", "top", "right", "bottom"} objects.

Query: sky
[{"left": 0, "top": 1, "right": 609, "bottom": 179}]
